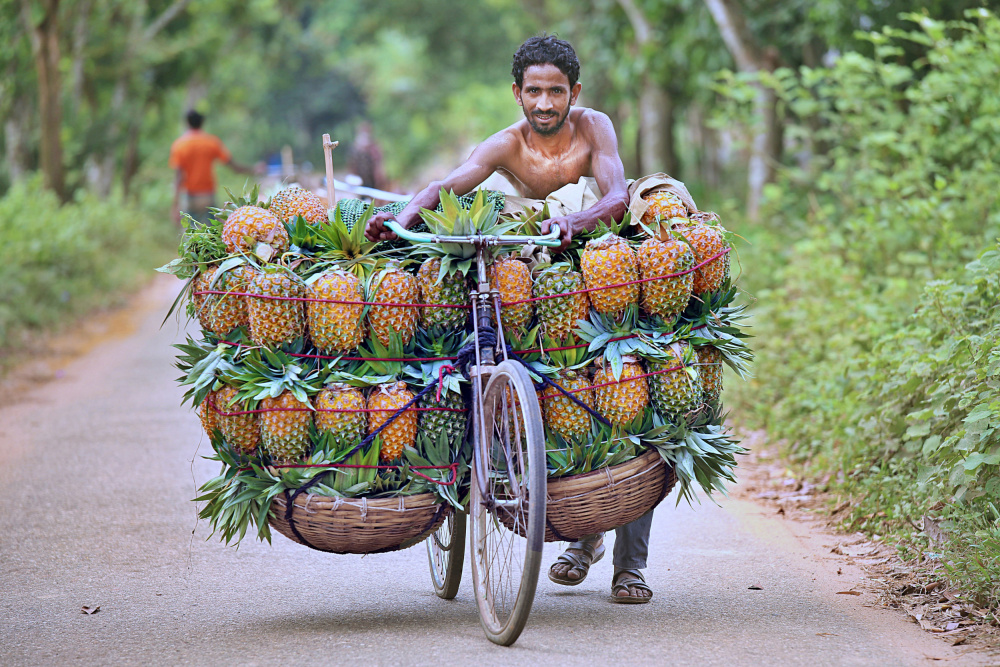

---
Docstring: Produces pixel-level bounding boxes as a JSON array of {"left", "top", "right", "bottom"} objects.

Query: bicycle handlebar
[{"left": 384, "top": 220, "right": 563, "bottom": 248}]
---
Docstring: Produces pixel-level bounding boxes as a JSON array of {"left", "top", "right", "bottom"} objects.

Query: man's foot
[
  {"left": 609, "top": 568, "right": 652, "bottom": 604},
  {"left": 547, "top": 535, "right": 605, "bottom": 586}
]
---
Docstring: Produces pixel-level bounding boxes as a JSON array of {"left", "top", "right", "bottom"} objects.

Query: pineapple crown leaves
[
  {"left": 545, "top": 419, "right": 633, "bottom": 477},
  {"left": 173, "top": 337, "right": 239, "bottom": 406},
  {"left": 403, "top": 328, "right": 468, "bottom": 395},
  {"left": 320, "top": 361, "right": 393, "bottom": 389},
  {"left": 679, "top": 279, "right": 752, "bottom": 336},
  {"left": 158, "top": 214, "right": 229, "bottom": 279},
  {"left": 357, "top": 331, "right": 414, "bottom": 379},
  {"left": 640, "top": 413, "right": 747, "bottom": 507},
  {"left": 576, "top": 306, "right": 662, "bottom": 380},
  {"left": 418, "top": 188, "right": 520, "bottom": 264},
  {"left": 311, "top": 201, "right": 383, "bottom": 279},
  {"left": 538, "top": 333, "right": 593, "bottom": 375},
  {"left": 418, "top": 189, "right": 493, "bottom": 259},
  {"left": 227, "top": 347, "right": 320, "bottom": 406}
]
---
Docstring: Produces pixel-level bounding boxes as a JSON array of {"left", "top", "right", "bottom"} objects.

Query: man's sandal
[
  {"left": 547, "top": 539, "right": 606, "bottom": 586},
  {"left": 609, "top": 568, "right": 652, "bottom": 604}
]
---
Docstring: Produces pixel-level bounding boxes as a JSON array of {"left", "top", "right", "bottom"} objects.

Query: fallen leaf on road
[
  {"left": 748, "top": 585, "right": 763, "bottom": 590},
  {"left": 81, "top": 605, "right": 100, "bottom": 615},
  {"left": 837, "top": 591, "right": 862, "bottom": 596},
  {"left": 816, "top": 633, "right": 839, "bottom": 637}
]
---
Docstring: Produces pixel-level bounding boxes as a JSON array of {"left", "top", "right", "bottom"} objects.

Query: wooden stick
[{"left": 322, "top": 134, "right": 339, "bottom": 209}]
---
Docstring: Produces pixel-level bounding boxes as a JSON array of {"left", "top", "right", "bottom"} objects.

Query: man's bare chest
[{"left": 500, "top": 146, "right": 593, "bottom": 199}]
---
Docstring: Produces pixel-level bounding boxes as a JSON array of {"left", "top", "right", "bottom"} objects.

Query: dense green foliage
[
  {"left": 720, "top": 10, "right": 1000, "bottom": 607},
  {"left": 0, "top": 178, "right": 174, "bottom": 352}
]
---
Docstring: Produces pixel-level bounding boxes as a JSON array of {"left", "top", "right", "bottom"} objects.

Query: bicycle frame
[{"left": 384, "top": 219, "right": 560, "bottom": 500}]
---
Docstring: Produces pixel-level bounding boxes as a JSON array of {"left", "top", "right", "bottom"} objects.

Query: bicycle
[{"left": 385, "top": 218, "right": 561, "bottom": 646}]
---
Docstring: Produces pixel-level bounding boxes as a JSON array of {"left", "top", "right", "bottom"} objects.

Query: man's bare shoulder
[{"left": 574, "top": 108, "right": 616, "bottom": 137}]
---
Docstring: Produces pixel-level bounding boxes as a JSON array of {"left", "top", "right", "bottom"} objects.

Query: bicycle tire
[
  {"left": 426, "top": 510, "right": 467, "bottom": 599},
  {"left": 469, "top": 359, "right": 546, "bottom": 646}
]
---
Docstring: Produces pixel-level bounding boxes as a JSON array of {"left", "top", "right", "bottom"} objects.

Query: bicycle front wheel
[
  {"left": 427, "top": 510, "right": 466, "bottom": 599},
  {"left": 469, "top": 360, "right": 546, "bottom": 646}
]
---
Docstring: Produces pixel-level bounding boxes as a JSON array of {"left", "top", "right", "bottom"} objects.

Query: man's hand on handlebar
[
  {"left": 365, "top": 212, "right": 400, "bottom": 242},
  {"left": 540, "top": 216, "right": 575, "bottom": 253}
]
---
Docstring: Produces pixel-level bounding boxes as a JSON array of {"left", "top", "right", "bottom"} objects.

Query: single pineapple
[
  {"left": 315, "top": 379, "right": 367, "bottom": 444},
  {"left": 540, "top": 334, "right": 594, "bottom": 439},
  {"left": 215, "top": 385, "right": 261, "bottom": 454},
  {"left": 697, "top": 345, "right": 724, "bottom": 403},
  {"left": 416, "top": 258, "right": 469, "bottom": 331},
  {"left": 647, "top": 342, "right": 701, "bottom": 417},
  {"left": 368, "top": 381, "right": 417, "bottom": 461},
  {"left": 593, "top": 355, "right": 648, "bottom": 425},
  {"left": 248, "top": 265, "right": 306, "bottom": 347},
  {"left": 270, "top": 186, "right": 328, "bottom": 225},
  {"left": 228, "top": 349, "right": 319, "bottom": 463},
  {"left": 674, "top": 220, "right": 730, "bottom": 294},
  {"left": 533, "top": 263, "right": 590, "bottom": 340},
  {"left": 260, "top": 391, "right": 314, "bottom": 463},
  {"left": 544, "top": 370, "right": 593, "bottom": 439},
  {"left": 580, "top": 233, "right": 640, "bottom": 315},
  {"left": 367, "top": 262, "right": 419, "bottom": 347},
  {"left": 637, "top": 236, "right": 694, "bottom": 321},
  {"left": 490, "top": 253, "right": 533, "bottom": 332},
  {"left": 190, "top": 268, "right": 216, "bottom": 332},
  {"left": 194, "top": 264, "right": 253, "bottom": 336},
  {"left": 307, "top": 269, "right": 365, "bottom": 353},
  {"left": 641, "top": 190, "right": 688, "bottom": 226},
  {"left": 359, "top": 334, "right": 418, "bottom": 461},
  {"left": 221, "top": 205, "right": 289, "bottom": 260}
]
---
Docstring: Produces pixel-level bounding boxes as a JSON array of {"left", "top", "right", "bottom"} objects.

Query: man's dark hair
[
  {"left": 511, "top": 35, "right": 580, "bottom": 89},
  {"left": 186, "top": 109, "right": 204, "bottom": 129}
]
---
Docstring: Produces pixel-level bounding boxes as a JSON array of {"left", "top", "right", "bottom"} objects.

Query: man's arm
[
  {"left": 365, "top": 132, "right": 515, "bottom": 242},
  {"left": 224, "top": 160, "right": 265, "bottom": 176},
  {"left": 541, "top": 112, "right": 629, "bottom": 252}
]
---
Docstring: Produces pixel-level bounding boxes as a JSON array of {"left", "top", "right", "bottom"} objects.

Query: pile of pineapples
[
  {"left": 164, "top": 184, "right": 751, "bottom": 545},
  {"left": 493, "top": 190, "right": 752, "bottom": 503}
]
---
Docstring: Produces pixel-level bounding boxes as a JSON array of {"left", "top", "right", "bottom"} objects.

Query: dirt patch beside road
[{"left": 733, "top": 429, "right": 1000, "bottom": 657}]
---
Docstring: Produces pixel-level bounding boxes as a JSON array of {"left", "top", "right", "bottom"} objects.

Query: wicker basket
[
  {"left": 269, "top": 491, "right": 451, "bottom": 555},
  {"left": 499, "top": 449, "right": 676, "bottom": 542}
]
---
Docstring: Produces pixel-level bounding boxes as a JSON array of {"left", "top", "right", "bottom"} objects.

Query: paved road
[{"left": 0, "top": 277, "right": 982, "bottom": 666}]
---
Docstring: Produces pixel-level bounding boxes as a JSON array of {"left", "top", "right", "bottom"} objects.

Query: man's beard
[{"left": 525, "top": 104, "right": 569, "bottom": 136}]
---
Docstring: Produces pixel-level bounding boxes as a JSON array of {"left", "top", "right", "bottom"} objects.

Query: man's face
[{"left": 514, "top": 64, "right": 581, "bottom": 137}]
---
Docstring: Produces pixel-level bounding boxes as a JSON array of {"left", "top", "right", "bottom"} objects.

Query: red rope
[
  {"left": 211, "top": 405, "right": 465, "bottom": 416},
  {"left": 195, "top": 290, "right": 471, "bottom": 309}
]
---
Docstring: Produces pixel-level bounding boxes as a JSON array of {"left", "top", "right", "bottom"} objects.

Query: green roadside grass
[
  {"left": 717, "top": 12, "right": 1000, "bottom": 614},
  {"left": 0, "top": 177, "right": 177, "bottom": 371}
]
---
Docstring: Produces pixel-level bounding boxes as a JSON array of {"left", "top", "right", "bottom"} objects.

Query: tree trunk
[
  {"left": 21, "top": 0, "right": 66, "bottom": 201},
  {"left": 617, "top": 0, "right": 677, "bottom": 176},
  {"left": 703, "top": 0, "right": 782, "bottom": 220}
]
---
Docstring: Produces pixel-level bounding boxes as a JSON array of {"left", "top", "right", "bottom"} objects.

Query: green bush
[
  {"left": 715, "top": 10, "right": 1000, "bottom": 607},
  {"left": 0, "top": 177, "right": 175, "bottom": 352}
]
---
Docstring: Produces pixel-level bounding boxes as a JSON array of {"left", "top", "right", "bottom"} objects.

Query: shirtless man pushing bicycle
[{"left": 366, "top": 34, "right": 696, "bottom": 604}]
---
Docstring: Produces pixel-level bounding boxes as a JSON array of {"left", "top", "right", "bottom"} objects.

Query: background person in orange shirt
[{"left": 169, "top": 110, "right": 258, "bottom": 226}]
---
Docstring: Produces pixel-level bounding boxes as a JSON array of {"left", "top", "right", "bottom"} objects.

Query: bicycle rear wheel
[
  {"left": 469, "top": 360, "right": 546, "bottom": 646},
  {"left": 427, "top": 510, "right": 466, "bottom": 599}
]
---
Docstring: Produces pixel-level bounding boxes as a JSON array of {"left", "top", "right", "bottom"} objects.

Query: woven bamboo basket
[
  {"left": 269, "top": 491, "right": 451, "bottom": 555},
  {"left": 499, "top": 449, "right": 675, "bottom": 542}
]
